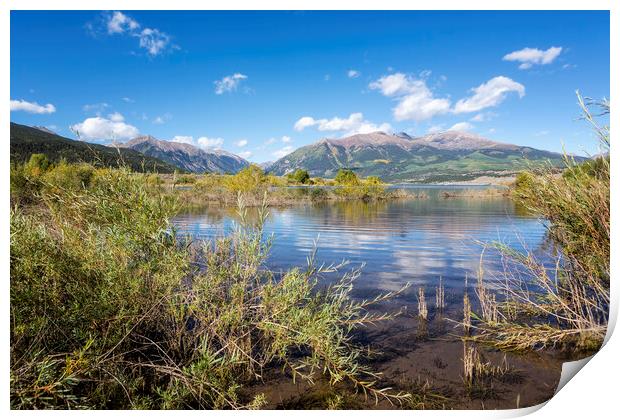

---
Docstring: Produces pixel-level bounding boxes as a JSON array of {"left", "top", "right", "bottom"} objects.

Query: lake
[
  {"left": 172, "top": 186, "right": 563, "bottom": 408},
  {"left": 173, "top": 186, "right": 547, "bottom": 296}
]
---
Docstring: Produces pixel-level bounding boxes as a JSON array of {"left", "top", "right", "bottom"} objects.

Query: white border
[{"left": 2, "top": 1, "right": 616, "bottom": 419}]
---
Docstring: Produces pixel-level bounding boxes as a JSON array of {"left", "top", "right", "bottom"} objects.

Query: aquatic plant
[
  {"left": 463, "top": 294, "right": 472, "bottom": 336},
  {"left": 462, "top": 343, "right": 518, "bottom": 393},
  {"left": 470, "top": 93, "right": 609, "bottom": 352},
  {"left": 435, "top": 278, "right": 445, "bottom": 311},
  {"left": 417, "top": 288, "right": 428, "bottom": 320}
]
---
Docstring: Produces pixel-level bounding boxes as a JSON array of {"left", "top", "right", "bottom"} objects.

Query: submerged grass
[{"left": 10, "top": 163, "right": 413, "bottom": 409}]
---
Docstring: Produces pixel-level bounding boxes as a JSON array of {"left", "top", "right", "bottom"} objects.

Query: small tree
[
  {"left": 225, "top": 164, "right": 266, "bottom": 193},
  {"left": 288, "top": 169, "right": 310, "bottom": 184},
  {"left": 334, "top": 168, "right": 359, "bottom": 185}
]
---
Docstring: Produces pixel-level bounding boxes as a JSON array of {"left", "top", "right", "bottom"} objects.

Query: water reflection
[{"left": 173, "top": 188, "right": 547, "bottom": 301}]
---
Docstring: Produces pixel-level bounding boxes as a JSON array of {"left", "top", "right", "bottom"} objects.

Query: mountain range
[
  {"left": 10, "top": 124, "right": 251, "bottom": 175},
  {"left": 11, "top": 123, "right": 580, "bottom": 182},
  {"left": 118, "top": 136, "right": 250, "bottom": 174},
  {"left": 10, "top": 123, "right": 181, "bottom": 173},
  {"left": 267, "top": 131, "right": 575, "bottom": 182}
]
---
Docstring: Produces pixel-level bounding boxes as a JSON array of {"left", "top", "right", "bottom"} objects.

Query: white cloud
[
  {"left": 152, "top": 114, "right": 171, "bottom": 124},
  {"left": 324, "top": 74, "right": 331, "bottom": 81},
  {"left": 235, "top": 139, "right": 248, "bottom": 147},
  {"left": 427, "top": 124, "right": 444, "bottom": 134},
  {"left": 453, "top": 76, "right": 525, "bottom": 114},
  {"left": 197, "top": 136, "right": 224, "bottom": 150},
  {"left": 171, "top": 135, "right": 224, "bottom": 151},
  {"left": 470, "top": 111, "right": 497, "bottom": 122},
  {"left": 318, "top": 113, "right": 364, "bottom": 131},
  {"left": 393, "top": 92, "right": 451, "bottom": 122},
  {"left": 503, "top": 47, "right": 562, "bottom": 69},
  {"left": 10, "top": 99, "right": 56, "bottom": 114},
  {"left": 281, "top": 136, "right": 292, "bottom": 143},
  {"left": 369, "top": 73, "right": 451, "bottom": 121},
  {"left": 83, "top": 102, "right": 109, "bottom": 114},
  {"left": 103, "top": 11, "right": 175, "bottom": 56},
  {"left": 70, "top": 116, "right": 139, "bottom": 140},
  {"left": 106, "top": 11, "right": 139, "bottom": 34},
  {"left": 265, "top": 137, "right": 277, "bottom": 145},
  {"left": 347, "top": 69, "right": 360, "bottom": 78},
  {"left": 121, "top": 97, "right": 134, "bottom": 103},
  {"left": 214, "top": 73, "right": 248, "bottom": 95},
  {"left": 136, "top": 28, "right": 171, "bottom": 56},
  {"left": 239, "top": 150, "right": 253, "bottom": 159},
  {"left": 172, "top": 135, "right": 194, "bottom": 144},
  {"left": 293, "top": 112, "right": 391, "bottom": 136},
  {"left": 108, "top": 112, "right": 125, "bottom": 122},
  {"left": 419, "top": 69, "right": 432, "bottom": 79},
  {"left": 293, "top": 117, "right": 317, "bottom": 132},
  {"left": 369, "top": 73, "right": 415, "bottom": 96},
  {"left": 448, "top": 122, "right": 474, "bottom": 132},
  {"left": 535, "top": 130, "right": 550, "bottom": 137},
  {"left": 272, "top": 145, "right": 294, "bottom": 159}
]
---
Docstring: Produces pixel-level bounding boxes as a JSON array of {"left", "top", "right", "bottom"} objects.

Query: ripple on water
[{"left": 173, "top": 192, "right": 549, "bottom": 301}]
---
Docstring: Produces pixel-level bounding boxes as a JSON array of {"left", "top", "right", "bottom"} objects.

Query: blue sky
[{"left": 11, "top": 10, "right": 609, "bottom": 162}]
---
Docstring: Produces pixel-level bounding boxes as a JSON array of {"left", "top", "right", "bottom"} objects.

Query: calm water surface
[
  {"left": 173, "top": 186, "right": 547, "bottom": 297},
  {"left": 173, "top": 187, "right": 562, "bottom": 408}
]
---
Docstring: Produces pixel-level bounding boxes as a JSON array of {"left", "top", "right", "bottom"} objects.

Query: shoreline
[{"left": 172, "top": 184, "right": 512, "bottom": 212}]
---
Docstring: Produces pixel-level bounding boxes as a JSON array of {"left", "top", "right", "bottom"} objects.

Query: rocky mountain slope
[
  {"left": 268, "top": 130, "right": 576, "bottom": 182},
  {"left": 10, "top": 123, "right": 182, "bottom": 173},
  {"left": 119, "top": 136, "right": 249, "bottom": 174}
]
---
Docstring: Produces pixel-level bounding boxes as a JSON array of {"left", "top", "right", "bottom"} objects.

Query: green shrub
[
  {"left": 287, "top": 169, "right": 311, "bottom": 184},
  {"left": 365, "top": 176, "right": 382, "bottom": 185},
  {"left": 10, "top": 153, "right": 54, "bottom": 204},
  {"left": 224, "top": 164, "right": 267, "bottom": 193},
  {"left": 334, "top": 169, "right": 359, "bottom": 186},
  {"left": 24, "top": 153, "right": 51, "bottom": 177},
  {"left": 10, "top": 164, "right": 37, "bottom": 205},
  {"left": 176, "top": 174, "right": 197, "bottom": 184},
  {"left": 11, "top": 168, "right": 408, "bottom": 409},
  {"left": 42, "top": 161, "right": 95, "bottom": 193}
]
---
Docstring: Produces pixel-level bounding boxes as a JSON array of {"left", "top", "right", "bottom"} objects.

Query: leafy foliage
[
  {"left": 10, "top": 166, "right": 409, "bottom": 409},
  {"left": 287, "top": 169, "right": 311, "bottom": 184},
  {"left": 334, "top": 169, "right": 360, "bottom": 186},
  {"left": 223, "top": 164, "right": 268, "bottom": 193}
]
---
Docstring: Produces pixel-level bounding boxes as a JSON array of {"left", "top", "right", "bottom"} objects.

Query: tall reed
[
  {"left": 435, "top": 278, "right": 445, "bottom": 311},
  {"left": 417, "top": 288, "right": 428, "bottom": 320},
  {"left": 470, "top": 93, "right": 609, "bottom": 351}
]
